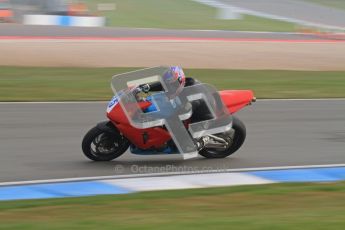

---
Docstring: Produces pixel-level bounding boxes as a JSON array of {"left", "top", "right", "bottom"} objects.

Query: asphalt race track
[
  {"left": 0, "top": 100, "right": 344, "bottom": 183},
  {"left": 0, "top": 24, "right": 324, "bottom": 40}
]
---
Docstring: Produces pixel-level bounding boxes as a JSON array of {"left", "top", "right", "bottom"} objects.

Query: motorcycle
[{"left": 82, "top": 66, "right": 255, "bottom": 161}]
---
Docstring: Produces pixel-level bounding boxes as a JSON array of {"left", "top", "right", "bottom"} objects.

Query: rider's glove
[{"left": 140, "top": 84, "right": 150, "bottom": 93}]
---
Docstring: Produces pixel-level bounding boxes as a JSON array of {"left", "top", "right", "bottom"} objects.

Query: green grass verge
[
  {"left": 84, "top": 0, "right": 296, "bottom": 31},
  {"left": 1, "top": 182, "right": 345, "bottom": 229},
  {"left": 305, "top": 0, "right": 345, "bottom": 11},
  {"left": 1, "top": 67, "right": 345, "bottom": 101}
]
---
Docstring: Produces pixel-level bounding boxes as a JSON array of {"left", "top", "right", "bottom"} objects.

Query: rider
[{"left": 139, "top": 66, "right": 210, "bottom": 122}]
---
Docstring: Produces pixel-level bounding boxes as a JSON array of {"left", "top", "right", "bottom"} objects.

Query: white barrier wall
[{"left": 24, "top": 15, "right": 105, "bottom": 27}]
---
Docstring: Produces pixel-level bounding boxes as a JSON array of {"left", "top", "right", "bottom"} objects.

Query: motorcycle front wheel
[
  {"left": 82, "top": 126, "right": 129, "bottom": 161},
  {"left": 199, "top": 116, "right": 246, "bottom": 159}
]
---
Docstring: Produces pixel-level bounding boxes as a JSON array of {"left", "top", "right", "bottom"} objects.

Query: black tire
[
  {"left": 199, "top": 116, "right": 246, "bottom": 159},
  {"left": 82, "top": 126, "right": 129, "bottom": 161}
]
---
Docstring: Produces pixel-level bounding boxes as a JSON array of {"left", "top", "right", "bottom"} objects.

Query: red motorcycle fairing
[
  {"left": 219, "top": 90, "right": 255, "bottom": 114},
  {"left": 107, "top": 89, "right": 255, "bottom": 150},
  {"left": 107, "top": 100, "right": 171, "bottom": 149}
]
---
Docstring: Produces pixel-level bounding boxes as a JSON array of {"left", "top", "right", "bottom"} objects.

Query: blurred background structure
[
  {"left": 3, "top": 0, "right": 105, "bottom": 26},
  {"left": 0, "top": 0, "right": 344, "bottom": 32},
  {"left": 0, "top": 0, "right": 13, "bottom": 22}
]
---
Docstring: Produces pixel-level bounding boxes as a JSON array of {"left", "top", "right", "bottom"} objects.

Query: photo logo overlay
[{"left": 111, "top": 66, "right": 232, "bottom": 159}]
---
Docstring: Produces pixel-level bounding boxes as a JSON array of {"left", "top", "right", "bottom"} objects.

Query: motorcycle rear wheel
[
  {"left": 199, "top": 116, "right": 246, "bottom": 159},
  {"left": 82, "top": 126, "right": 129, "bottom": 161}
]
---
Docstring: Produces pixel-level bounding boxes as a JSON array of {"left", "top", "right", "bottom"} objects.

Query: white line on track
[
  {"left": 1, "top": 98, "right": 345, "bottom": 105},
  {"left": 1, "top": 163, "right": 345, "bottom": 187},
  {"left": 258, "top": 98, "right": 345, "bottom": 101}
]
